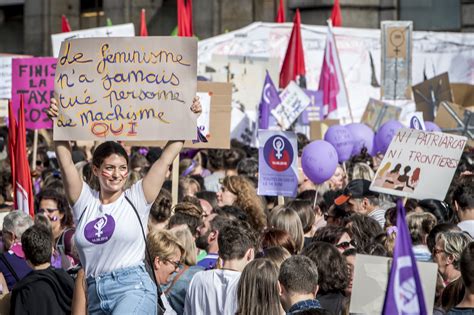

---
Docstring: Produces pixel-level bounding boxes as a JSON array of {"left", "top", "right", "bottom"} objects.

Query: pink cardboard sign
[{"left": 12, "top": 57, "right": 56, "bottom": 129}]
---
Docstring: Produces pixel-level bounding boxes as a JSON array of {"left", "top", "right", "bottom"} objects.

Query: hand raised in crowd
[{"left": 47, "top": 98, "right": 59, "bottom": 120}]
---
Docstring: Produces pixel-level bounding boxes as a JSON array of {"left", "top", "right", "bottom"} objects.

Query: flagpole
[
  {"left": 327, "top": 20, "right": 354, "bottom": 123},
  {"left": 31, "top": 129, "right": 39, "bottom": 171}
]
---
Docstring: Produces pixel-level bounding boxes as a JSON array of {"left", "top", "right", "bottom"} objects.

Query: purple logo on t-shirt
[{"left": 84, "top": 214, "right": 115, "bottom": 244}]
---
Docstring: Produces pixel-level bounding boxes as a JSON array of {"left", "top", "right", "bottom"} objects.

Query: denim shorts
[{"left": 86, "top": 263, "right": 157, "bottom": 315}]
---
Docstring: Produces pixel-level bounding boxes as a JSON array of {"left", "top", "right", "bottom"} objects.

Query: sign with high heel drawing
[
  {"left": 53, "top": 37, "right": 197, "bottom": 141},
  {"left": 370, "top": 128, "right": 467, "bottom": 200}
]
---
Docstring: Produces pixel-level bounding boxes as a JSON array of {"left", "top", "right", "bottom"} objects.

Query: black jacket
[{"left": 10, "top": 267, "right": 74, "bottom": 315}]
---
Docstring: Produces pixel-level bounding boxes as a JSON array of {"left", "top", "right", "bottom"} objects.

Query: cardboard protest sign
[
  {"left": 412, "top": 72, "right": 452, "bottom": 121},
  {"left": 434, "top": 101, "right": 474, "bottom": 145},
  {"left": 451, "top": 83, "right": 474, "bottom": 107},
  {"left": 309, "top": 119, "right": 339, "bottom": 140},
  {"left": 53, "top": 37, "right": 198, "bottom": 141},
  {"left": 381, "top": 21, "right": 412, "bottom": 100},
  {"left": 51, "top": 23, "right": 135, "bottom": 58},
  {"left": 370, "top": 128, "right": 467, "bottom": 200},
  {"left": 271, "top": 81, "right": 310, "bottom": 130},
  {"left": 361, "top": 98, "right": 402, "bottom": 131},
  {"left": 257, "top": 130, "right": 298, "bottom": 197},
  {"left": 12, "top": 57, "right": 56, "bottom": 129},
  {"left": 349, "top": 254, "right": 437, "bottom": 315},
  {"left": 126, "top": 82, "right": 232, "bottom": 149}
]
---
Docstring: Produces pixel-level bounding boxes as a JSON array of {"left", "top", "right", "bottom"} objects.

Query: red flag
[
  {"left": 318, "top": 23, "right": 351, "bottom": 120},
  {"left": 140, "top": 9, "right": 148, "bottom": 37},
  {"left": 178, "top": 0, "right": 193, "bottom": 37},
  {"left": 279, "top": 9, "right": 305, "bottom": 89},
  {"left": 7, "top": 100, "right": 17, "bottom": 192},
  {"left": 61, "top": 15, "right": 72, "bottom": 33},
  {"left": 330, "top": 0, "right": 342, "bottom": 27},
  {"left": 14, "top": 96, "right": 34, "bottom": 217},
  {"left": 276, "top": 0, "right": 285, "bottom": 23}
]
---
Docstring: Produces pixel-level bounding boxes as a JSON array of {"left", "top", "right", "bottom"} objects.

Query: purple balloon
[
  {"left": 345, "top": 123, "right": 375, "bottom": 156},
  {"left": 324, "top": 125, "right": 354, "bottom": 162},
  {"left": 424, "top": 121, "right": 442, "bottom": 132},
  {"left": 301, "top": 140, "right": 339, "bottom": 184},
  {"left": 374, "top": 120, "right": 404, "bottom": 154}
]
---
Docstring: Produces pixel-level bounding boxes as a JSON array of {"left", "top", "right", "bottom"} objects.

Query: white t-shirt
[
  {"left": 183, "top": 269, "right": 241, "bottom": 315},
  {"left": 73, "top": 180, "right": 152, "bottom": 277}
]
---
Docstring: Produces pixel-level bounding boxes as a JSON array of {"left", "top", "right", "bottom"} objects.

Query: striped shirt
[{"left": 368, "top": 208, "right": 386, "bottom": 228}]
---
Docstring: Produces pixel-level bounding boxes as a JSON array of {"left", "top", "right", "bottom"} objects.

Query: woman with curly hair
[{"left": 218, "top": 176, "right": 266, "bottom": 232}]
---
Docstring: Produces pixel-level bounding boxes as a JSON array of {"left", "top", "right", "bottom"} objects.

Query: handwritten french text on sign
[
  {"left": 370, "top": 128, "right": 466, "bottom": 200},
  {"left": 53, "top": 37, "right": 198, "bottom": 141},
  {"left": 51, "top": 23, "right": 135, "bottom": 58},
  {"left": 12, "top": 57, "right": 56, "bottom": 129},
  {"left": 257, "top": 130, "right": 298, "bottom": 197},
  {"left": 271, "top": 81, "right": 310, "bottom": 130}
]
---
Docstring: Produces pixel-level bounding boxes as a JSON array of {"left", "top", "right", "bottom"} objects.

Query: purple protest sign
[
  {"left": 12, "top": 57, "right": 56, "bottom": 129},
  {"left": 300, "top": 89, "right": 323, "bottom": 125},
  {"left": 257, "top": 130, "right": 298, "bottom": 197}
]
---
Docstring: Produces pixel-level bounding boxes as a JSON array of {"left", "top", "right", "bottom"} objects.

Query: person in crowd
[
  {"left": 36, "top": 188, "right": 76, "bottom": 268},
  {"left": 261, "top": 228, "right": 298, "bottom": 255},
  {"left": 427, "top": 223, "right": 462, "bottom": 254},
  {"left": 328, "top": 165, "right": 346, "bottom": 190},
  {"left": 168, "top": 202, "right": 203, "bottom": 238},
  {"left": 223, "top": 148, "right": 247, "bottom": 177},
  {"left": 312, "top": 226, "right": 355, "bottom": 253},
  {"left": 236, "top": 259, "right": 284, "bottom": 315},
  {"left": 195, "top": 190, "right": 218, "bottom": 211},
  {"left": 345, "top": 213, "right": 383, "bottom": 253},
  {"left": 204, "top": 149, "right": 226, "bottom": 192},
  {"left": 433, "top": 231, "right": 472, "bottom": 286},
  {"left": 237, "top": 157, "right": 259, "bottom": 183},
  {"left": 288, "top": 199, "right": 316, "bottom": 246},
  {"left": 407, "top": 212, "right": 437, "bottom": 261},
  {"left": 184, "top": 220, "right": 258, "bottom": 315},
  {"left": 179, "top": 177, "right": 201, "bottom": 198},
  {"left": 179, "top": 158, "right": 203, "bottom": 177},
  {"left": 148, "top": 229, "right": 185, "bottom": 314},
  {"left": 195, "top": 213, "right": 232, "bottom": 270},
  {"left": 47, "top": 97, "right": 201, "bottom": 314},
  {"left": 10, "top": 225, "right": 74, "bottom": 315},
  {"left": 323, "top": 203, "right": 349, "bottom": 227},
  {"left": 347, "top": 162, "right": 375, "bottom": 182},
  {"left": 255, "top": 246, "right": 291, "bottom": 268},
  {"left": 416, "top": 199, "right": 455, "bottom": 224},
  {"left": 269, "top": 207, "right": 305, "bottom": 253},
  {"left": 342, "top": 248, "right": 357, "bottom": 297},
  {"left": 451, "top": 176, "right": 474, "bottom": 237},
  {"left": 335, "top": 179, "right": 386, "bottom": 227},
  {"left": 278, "top": 255, "right": 324, "bottom": 314},
  {"left": 165, "top": 225, "right": 205, "bottom": 314},
  {"left": 447, "top": 242, "right": 474, "bottom": 314},
  {"left": 0, "top": 210, "right": 33, "bottom": 291},
  {"left": 302, "top": 242, "right": 349, "bottom": 315},
  {"left": 149, "top": 188, "right": 173, "bottom": 231},
  {"left": 218, "top": 176, "right": 267, "bottom": 232}
]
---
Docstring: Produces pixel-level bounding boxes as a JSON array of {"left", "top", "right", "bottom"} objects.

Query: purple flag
[
  {"left": 383, "top": 199, "right": 428, "bottom": 315},
  {"left": 258, "top": 71, "right": 281, "bottom": 129}
]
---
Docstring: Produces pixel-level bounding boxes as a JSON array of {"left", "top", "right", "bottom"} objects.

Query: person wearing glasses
[
  {"left": 47, "top": 97, "right": 201, "bottom": 315},
  {"left": 37, "top": 188, "right": 76, "bottom": 269},
  {"left": 147, "top": 229, "right": 185, "bottom": 315},
  {"left": 0, "top": 211, "right": 34, "bottom": 291}
]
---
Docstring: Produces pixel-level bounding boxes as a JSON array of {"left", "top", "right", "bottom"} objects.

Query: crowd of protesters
[{"left": 0, "top": 98, "right": 473, "bottom": 315}]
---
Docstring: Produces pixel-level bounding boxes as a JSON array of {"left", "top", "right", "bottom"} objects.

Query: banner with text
[
  {"left": 257, "top": 130, "right": 298, "bottom": 197},
  {"left": 51, "top": 23, "right": 135, "bottom": 58},
  {"left": 370, "top": 128, "right": 467, "bottom": 200},
  {"left": 271, "top": 81, "right": 310, "bottom": 130},
  {"left": 12, "top": 57, "right": 56, "bottom": 129},
  {"left": 53, "top": 37, "right": 198, "bottom": 141}
]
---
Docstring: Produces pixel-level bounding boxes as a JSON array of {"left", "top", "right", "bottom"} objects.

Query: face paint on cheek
[{"left": 101, "top": 170, "right": 114, "bottom": 178}]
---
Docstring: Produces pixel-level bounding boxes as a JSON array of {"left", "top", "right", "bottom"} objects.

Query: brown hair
[
  {"left": 269, "top": 208, "right": 304, "bottom": 253},
  {"left": 237, "top": 259, "right": 281, "bottom": 315},
  {"left": 261, "top": 228, "right": 297, "bottom": 255},
  {"left": 222, "top": 176, "right": 266, "bottom": 232}
]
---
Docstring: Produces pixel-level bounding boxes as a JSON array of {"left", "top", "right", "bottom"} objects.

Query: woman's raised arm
[
  {"left": 142, "top": 96, "right": 201, "bottom": 204},
  {"left": 48, "top": 98, "right": 83, "bottom": 204}
]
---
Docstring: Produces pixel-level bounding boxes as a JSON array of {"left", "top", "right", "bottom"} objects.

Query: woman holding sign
[{"left": 47, "top": 97, "right": 201, "bottom": 315}]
